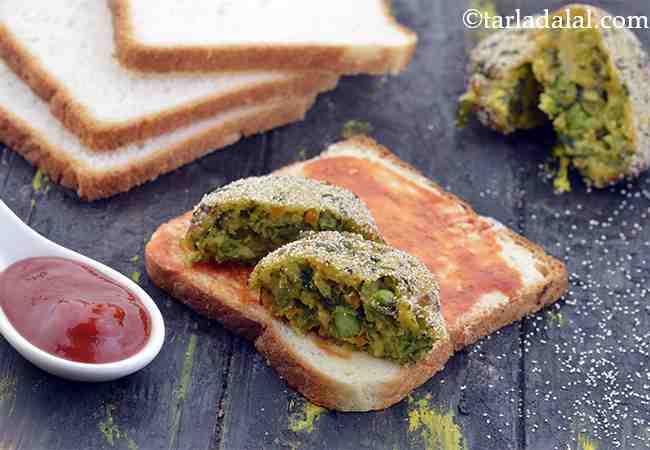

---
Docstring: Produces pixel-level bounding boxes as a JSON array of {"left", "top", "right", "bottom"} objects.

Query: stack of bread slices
[{"left": 0, "top": 0, "right": 417, "bottom": 200}]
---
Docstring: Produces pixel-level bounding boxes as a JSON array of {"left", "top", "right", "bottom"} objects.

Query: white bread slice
[
  {"left": 145, "top": 137, "right": 568, "bottom": 411},
  {"left": 0, "top": 0, "right": 337, "bottom": 150},
  {"left": 0, "top": 58, "right": 330, "bottom": 200},
  {"left": 110, "top": 0, "right": 417, "bottom": 75}
]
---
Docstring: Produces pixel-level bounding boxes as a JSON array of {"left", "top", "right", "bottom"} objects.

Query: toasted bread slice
[
  {"left": 0, "top": 57, "right": 328, "bottom": 200},
  {"left": 0, "top": 0, "right": 337, "bottom": 150},
  {"left": 109, "top": 0, "right": 417, "bottom": 75},
  {"left": 145, "top": 137, "right": 568, "bottom": 411}
]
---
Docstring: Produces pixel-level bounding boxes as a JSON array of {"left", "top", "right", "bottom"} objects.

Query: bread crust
[
  {"left": 451, "top": 229, "right": 568, "bottom": 349},
  {"left": 0, "top": 23, "right": 338, "bottom": 151},
  {"left": 109, "top": 0, "right": 417, "bottom": 76},
  {"left": 0, "top": 98, "right": 317, "bottom": 201},
  {"left": 144, "top": 137, "right": 568, "bottom": 411},
  {"left": 255, "top": 323, "right": 453, "bottom": 411}
]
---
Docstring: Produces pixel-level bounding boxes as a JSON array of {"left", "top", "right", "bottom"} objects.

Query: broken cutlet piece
[
  {"left": 533, "top": 4, "right": 650, "bottom": 191},
  {"left": 185, "top": 175, "right": 383, "bottom": 264},
  {"left": 458, "top": 23, "right": 545, "bottom": 134},
  {"left": 250, "top": 231, "right": 449, "bottom": 365}
]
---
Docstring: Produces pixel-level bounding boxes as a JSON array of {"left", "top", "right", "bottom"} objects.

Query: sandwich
[{"left": 145, "top": 136, "right": 568, "bottom": 411}]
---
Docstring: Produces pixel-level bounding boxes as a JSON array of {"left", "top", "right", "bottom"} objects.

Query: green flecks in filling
[
  {"left": 258, "top": 263, "right": 435, "bottom": 365},
  {"left": 186, "top": 206, "right": 353, "bottom": 264},
  {"left": 458, "top": 64, "right": 545, "bottom": 133},
  {"left": 457, "top": 64, "right": 546, "bottom": 133},
  {"left": 510, "top": 64, "right": 546, "bottom": 129},
  {"left": 533, "top": 26, "right": 635, "bottom": 190}
]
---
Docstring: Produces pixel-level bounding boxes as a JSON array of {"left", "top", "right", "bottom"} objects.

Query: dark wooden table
[{"left": 1, "top": 1, "right": 649, "bottom": 449}]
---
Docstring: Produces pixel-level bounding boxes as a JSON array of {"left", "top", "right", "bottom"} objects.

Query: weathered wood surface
[{"left": 0, "top": 1, "right": 649, "bottom": 449}]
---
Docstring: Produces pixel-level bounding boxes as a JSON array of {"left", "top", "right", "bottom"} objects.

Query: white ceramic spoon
[{"left": 0, "top": 200, "right": 165, "bottom": 382}]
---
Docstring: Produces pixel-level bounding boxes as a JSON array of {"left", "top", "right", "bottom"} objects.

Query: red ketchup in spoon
[{"left": 0, "top": 257, "right": 150, "bottom": 364}]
